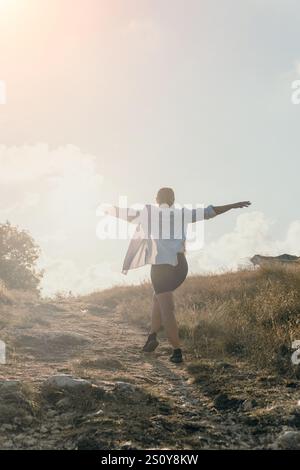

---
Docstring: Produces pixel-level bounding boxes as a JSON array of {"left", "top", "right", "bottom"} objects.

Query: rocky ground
[{"left": 0, "top": 297, "right": 300, "bottom": 450}]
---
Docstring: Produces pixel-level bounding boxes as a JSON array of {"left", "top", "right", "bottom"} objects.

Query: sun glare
[
  {"left": 0, "top": 0, "right": 19, "bottom": 11},
  {"left": 0, "top": 0, "right": 27, "bottom": 29},
  {"left": 0, "top": 0, "right": 13, "bottom": 11}
]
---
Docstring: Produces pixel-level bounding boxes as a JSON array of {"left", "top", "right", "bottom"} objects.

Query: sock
[
  {"left": 149, "top": 332, "right": 157, "bottom": 339},
  {"left": 173, "top": 348, "right": 182, "bottom": 354}
]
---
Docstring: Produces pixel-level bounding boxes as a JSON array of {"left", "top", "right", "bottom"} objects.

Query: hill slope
[{"left": 0, "top": 267, "right": 300, "bottom": 449}]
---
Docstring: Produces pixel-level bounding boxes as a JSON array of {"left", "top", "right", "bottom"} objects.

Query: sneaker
[
  {"left": 170, "top": 348, "right": 183, "bottom": 363},
  {"left": 142, "top": 333, "right": 159, "bottom": 352}
]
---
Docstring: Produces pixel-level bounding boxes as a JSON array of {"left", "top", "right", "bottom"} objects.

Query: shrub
[{"left": 0, "top": 222, "right": 43, "bottom": 292}]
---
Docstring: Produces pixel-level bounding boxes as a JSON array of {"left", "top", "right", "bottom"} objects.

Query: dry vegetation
[
  {"left": 82, "top": 265, "right": 300, "bottom": 374},
  {"left": 1, "top": 265, "right": 300, "bottom": 449}
]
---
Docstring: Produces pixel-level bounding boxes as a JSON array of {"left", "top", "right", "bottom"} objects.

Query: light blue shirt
[{"left": 122, "top": 204, "right": 217, "bottom": 273}]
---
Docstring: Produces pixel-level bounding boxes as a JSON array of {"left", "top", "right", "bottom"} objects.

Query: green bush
[{"left": 0, "top": 222, "right": 43, "bottom": 292}]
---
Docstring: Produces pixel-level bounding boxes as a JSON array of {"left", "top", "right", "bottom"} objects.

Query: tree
[{"left": 0, "top": 222, "right": 43, "bottom": 291}]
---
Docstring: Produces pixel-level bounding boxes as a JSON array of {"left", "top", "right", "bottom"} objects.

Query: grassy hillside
[
  {"left": 83, "top": 265, "right": 300, "bottom": 374},
  {"left": 1, "top": 266, "right": 300, "bottom": 449}
]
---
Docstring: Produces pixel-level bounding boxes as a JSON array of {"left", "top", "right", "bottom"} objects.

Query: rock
[
  {"left": 213, "top": 393, "right": 243, "bottom": 411},
  {"left": 85, "top": 409, "right": 104, "bottom": 419},
  {"left": 14, "top": 435, "right": 26, "bottom": 442},
  {"left": 76, "top": 436, "right": 106, "bottom": 450},
  {"left": 286, "top": 381, "right": 299, "bottom": 389},
  {"left": 120, "top": 441, "right": 133, "bottom": 449},
  {"left": 0, "top": 380, "right": 22, "bottom": 392},
  {"left": 1, "top": 424, "right": 13, "bottom": 431},
  {"left": 64, "top": 424, "right": 74, "bottom": 430},
  {"left": 114, "top": 381, "right": 137, "bottom": 394},
  {"left": 56, "top": 397, "right": 71, "bottom": 409},
  {"left": 60, "top": 412, "right": 76, "bottom": 424},
  {"left": 49, "top": 423, "right": 62, "bottom": 431},
  {"left": 217, "top": 362, "right": 235, "bottom": 370},
  {"left": 41, "top": 440, "right": 57, "bottom": 449},
  {"left": 22, "top": 415, "right": 34, "bottom": 426},
  {"left": 13, "top": 417, "right": 23, "bottom": 425},
  {"left": 251, "top": 254, "right": 300, "bottom": 267},
  {"left": 40, "top": 425, "right": 48, "bottom": 434},
  {"left": 23, "top": 437, "right": 37, "bottom": 447},
  {"left": 65, "top": 442, "right": 76, "bottom": 450},
  {"left": 44, "top": 375, "right": 92, "bottom": 390},
  {"left": 1, "top": 440, "right": 13, "bottom": 448},
  {"left": 272, "top": 431, "right": 300, "bottom": 450},
  {"left": 242, "top": 399, "right": 258, "bottom": 411},
  {"left": 183, "top": 421, "right": 203, "bottom": 432},
  {"left": 288, "top": 407, "right": 300, "bottom": 427}
]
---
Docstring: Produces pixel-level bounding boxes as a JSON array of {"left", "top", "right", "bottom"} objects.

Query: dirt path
[{"left": 0, "top": 298, "right": 299, "bottom": 449}]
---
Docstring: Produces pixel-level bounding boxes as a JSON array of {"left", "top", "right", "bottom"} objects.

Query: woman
[{"left": 109, "top": 188, "right": 251, "bottom": 363}]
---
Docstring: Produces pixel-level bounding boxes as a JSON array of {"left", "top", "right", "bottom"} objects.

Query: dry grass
[
  {"left": 0, "top": 382, "right": 39, "bottom": 424},
  {"left": 3, "top": 266, "right": 300, "bottom": 374},
  {"left": 81, "top": 282, "right": 153, "bottom": 329},
  {"left": 83, "top": 265, "right": 300, "bottom": 373},
  {"left": 175, "top": 266, "right": 300, "bottom": 372},
  {"left": 0, "top": 282, "right": 40, "bottom": 332}
]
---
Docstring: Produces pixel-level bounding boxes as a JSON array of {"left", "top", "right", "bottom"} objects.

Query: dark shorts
[{"left": 150, "top": 253, "right": 188, "bottom": 295}]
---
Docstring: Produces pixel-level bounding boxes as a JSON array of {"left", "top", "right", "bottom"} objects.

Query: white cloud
[
  {"left": 38, "top": 257, "right": 118, "bottom": 296},
  {"left": 188, "top": 211, "right": 300, "bottom": 274},
  {"left": 39, "top": 254, "right": 148, "bottom": 296},
  {"left": 0, "top": 192, "right": 40, "bottom": 218},
  {"left": 0, "top": 143, "right": 102, "bottom": 184},
  {"left": 295, "top": 61, "right": 300, "bottom": 76},
  {"left": 0, "top": 143, "right": 152, "bottom": 296},
  {"left": 1, "top": 147, "right": 299, "bottom": 297},
  {"left": 0, "top": 143, "right": 109, "bottom": 295}
]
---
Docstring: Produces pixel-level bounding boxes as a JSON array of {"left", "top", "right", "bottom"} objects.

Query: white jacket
[{"left": 122, "top": 204, "right": 217, "bottom": 274}]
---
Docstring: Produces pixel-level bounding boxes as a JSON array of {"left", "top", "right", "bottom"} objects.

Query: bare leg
[
  {"left": 156, "top": 291, "right": 180, "bottom": 349},
  {"left": 150, "top": 294, "right": 162, "bottom": 334}
]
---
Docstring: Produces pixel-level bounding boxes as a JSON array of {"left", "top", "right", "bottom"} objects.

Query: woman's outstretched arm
[
  {"left": 104, "top": 206, "right": 140, "bottom": 223},
  {"left": 212, "top": 201, "right": 251, "bottom": 215}
]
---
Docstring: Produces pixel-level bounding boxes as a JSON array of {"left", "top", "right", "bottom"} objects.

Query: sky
[{"left": 0, "top": 0, "right": 300, "bottom": 295}]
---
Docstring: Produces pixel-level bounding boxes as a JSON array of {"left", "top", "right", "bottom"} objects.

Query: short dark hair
[{"left": 156, "top": 187, "right": 175, "bottom": 207}]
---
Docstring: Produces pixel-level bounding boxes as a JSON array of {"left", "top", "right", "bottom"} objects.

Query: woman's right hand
[{"left": 232, "top": 201, "right": 251, "bottom": 209}]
